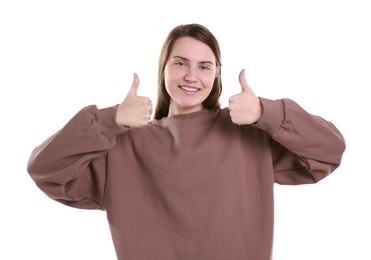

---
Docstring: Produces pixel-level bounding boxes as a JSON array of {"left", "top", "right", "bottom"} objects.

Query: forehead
[{"left": 170, "top": 37, "right": 215, "bottom": 62}]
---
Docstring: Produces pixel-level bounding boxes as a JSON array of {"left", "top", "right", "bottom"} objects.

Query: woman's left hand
[{"left": 228, "top": 69, "right": 263, "bottom": 125}]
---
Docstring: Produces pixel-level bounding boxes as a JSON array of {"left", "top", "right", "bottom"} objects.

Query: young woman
[{"left": 27, "top": 23, "right": 346, "bottom": 260}]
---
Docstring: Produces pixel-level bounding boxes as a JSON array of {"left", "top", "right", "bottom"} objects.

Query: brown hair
[{"left": 154, "top": 23, "right": 222, "bottom": 120}]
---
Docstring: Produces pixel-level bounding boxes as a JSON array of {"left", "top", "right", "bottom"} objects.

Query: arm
[
  {"left": 27, "top": 105, "right": 127, "bottom": 209},
  {"left": 229, "top": 69, "right": 346, "bottom": 184},
  {"left": 256, "top": 97, "right": 346, "bottom": 184},
  {"left": 27, "top": 73, "right": 152, "bottom": 209}
]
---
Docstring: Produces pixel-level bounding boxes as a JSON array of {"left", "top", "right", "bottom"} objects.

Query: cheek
[
  {"left": 163, "top": 66, "right": 170, "bottom": 82},
  {"left": 202, "top": 75, "right": 216, "bottom": 90},
  {"left": 164, "top": 67, "right": 182, "bottom": 85},
  {"left": 163, "top": 69, "right": 173, "bottom": 91}
]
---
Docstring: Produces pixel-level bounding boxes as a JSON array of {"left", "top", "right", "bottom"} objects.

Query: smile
[{"left": 179, "top": 85, "right": 200, "bottom": 92}]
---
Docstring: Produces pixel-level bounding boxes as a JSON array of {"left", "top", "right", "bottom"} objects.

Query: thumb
[
  {"left": 239, "top": 69, "right": 251, "bottom": 92},
  {"left": 127, "top": 73, "right": 139, "bottom": 96}
]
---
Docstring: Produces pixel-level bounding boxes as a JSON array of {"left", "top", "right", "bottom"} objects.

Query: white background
[{"left": 1, "top": 0, "right": 370, "bottom": 259}]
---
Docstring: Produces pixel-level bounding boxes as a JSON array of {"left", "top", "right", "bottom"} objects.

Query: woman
[{"left": 27, "top": 23, "right": 346, "bottom": 260}]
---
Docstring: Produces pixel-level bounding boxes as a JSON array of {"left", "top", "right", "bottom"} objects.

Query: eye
[
  {"left": 174, "top": 61, "right": 186, "bottom": 67},
  {"left": 200, "top": 65, "right": 211, "bottom": 71}
]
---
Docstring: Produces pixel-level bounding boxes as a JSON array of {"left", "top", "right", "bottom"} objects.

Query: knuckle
[
  {"left": 144, "top": 97, "right": 152, "bottom": 105},
  {"left": 140, "top": 97, "right": 147, "bottom": 104}
]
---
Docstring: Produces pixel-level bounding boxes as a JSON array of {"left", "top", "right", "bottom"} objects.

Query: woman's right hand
[{"left": 116, "top": 73, "right": 153, "bottom": 128}]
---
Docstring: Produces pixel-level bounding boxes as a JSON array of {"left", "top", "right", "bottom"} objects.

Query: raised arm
[
  {"left": 27, "top": 74, "right": 153, "bottom": 209},
  {"left": 27, "top": 105, "right": 127, "bottom": 209},
  {"left": 256, "top": 97, "right": 345, "bottom": 184},
  {"left": 229, "top": 69, "right": 345, "bottom": 184}
]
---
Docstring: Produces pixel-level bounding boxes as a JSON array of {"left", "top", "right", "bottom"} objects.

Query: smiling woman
[
  {"left": 27, "top": 23, "right": 346, "bottom": 260},
  {"left": 164, "top": 37, "right": 217, "bottom": 116},
  {"left": 155, "top": 24, "right": 223, "bottom": 120}
]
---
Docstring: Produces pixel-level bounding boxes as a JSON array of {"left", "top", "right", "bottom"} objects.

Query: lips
[{"left": 179, "top": 85, "right": 200, "bottom": 93}]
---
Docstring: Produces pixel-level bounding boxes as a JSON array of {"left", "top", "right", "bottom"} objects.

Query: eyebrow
[{"left": 171, "top": 55, "right": 215, "bottom": 65}]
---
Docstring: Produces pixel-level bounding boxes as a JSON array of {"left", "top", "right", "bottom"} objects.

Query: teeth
[{"left": 180, "top": 86, "right": 198, "bottom": 92}]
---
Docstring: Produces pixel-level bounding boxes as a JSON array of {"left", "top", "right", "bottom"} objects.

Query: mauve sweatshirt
[{"left": 27, "top": 97, "right": 345, "bottom": 260}]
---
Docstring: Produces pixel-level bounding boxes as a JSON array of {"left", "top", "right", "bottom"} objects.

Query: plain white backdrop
[{"left": 1, "top": 0, "right": 370, "bottom": 259}]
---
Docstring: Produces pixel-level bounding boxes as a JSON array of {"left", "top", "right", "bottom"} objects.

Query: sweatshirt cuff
[
  {"left": 253, "top": 97, "right": 284, "bottom": 135},
  {"left": 95, "top": 105, "right": 129, "bottom": 138}
]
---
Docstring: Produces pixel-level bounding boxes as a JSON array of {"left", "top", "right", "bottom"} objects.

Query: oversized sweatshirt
[{"left": 27, "top": 97, "right": 345, "bottom": 260}]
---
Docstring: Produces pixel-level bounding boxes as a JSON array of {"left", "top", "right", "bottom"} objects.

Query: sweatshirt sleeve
[
  {"left": 27, "top": 105, "right": 128, "bottom": 209},
  {"left": 254, "top": 98, "right": 346, "bottom": 185}
]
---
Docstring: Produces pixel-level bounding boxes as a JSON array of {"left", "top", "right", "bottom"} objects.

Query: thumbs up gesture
[
  {"left": 228, "top": 70, "right": 262, "bottom": 125},
  {"left": 116, "top": 73, "right": 153, "bottom": 128}
]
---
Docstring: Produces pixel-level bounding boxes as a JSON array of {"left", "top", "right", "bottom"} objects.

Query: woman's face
[{"left": 164, "top": 37, "right": 217, "bottom": 116}]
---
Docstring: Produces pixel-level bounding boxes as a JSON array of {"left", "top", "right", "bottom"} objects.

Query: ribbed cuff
[{"left": 253, "top": 98, "right": 284, "bottom": 135}]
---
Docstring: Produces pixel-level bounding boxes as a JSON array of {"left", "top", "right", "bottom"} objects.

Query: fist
[
  {"left": 116, "top": 73, "right": 153, "bottom": 128},
  {"left": 228, "top": 70, "right": 262, "bottom": 125}
]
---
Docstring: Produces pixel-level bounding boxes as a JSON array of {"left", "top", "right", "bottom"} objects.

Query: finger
[
  {"left": 238, "top": 69, "right": 252, "bottom": 93},
  {"left": 127, "top": 73, "right": 139, "bottom": 96}
]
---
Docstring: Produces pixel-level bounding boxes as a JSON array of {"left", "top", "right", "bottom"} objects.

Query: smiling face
[{"left": 164, "top": 37, "right": 217, "bottom": 116}]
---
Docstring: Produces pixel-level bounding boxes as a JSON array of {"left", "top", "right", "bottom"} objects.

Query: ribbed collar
[{"left": 151, "top": 109, "right": 220, "bottom": 127}]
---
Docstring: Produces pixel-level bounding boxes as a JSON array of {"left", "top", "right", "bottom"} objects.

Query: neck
[{"left": 168, "top": 104, "right": 203, "bottom": 117}]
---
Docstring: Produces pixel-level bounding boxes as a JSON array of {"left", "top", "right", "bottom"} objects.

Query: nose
[{"left": 184, "top": 66, "right": 197, "bottom": 82}]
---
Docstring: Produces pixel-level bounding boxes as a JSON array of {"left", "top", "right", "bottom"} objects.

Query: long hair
[{"left": 154, "top": 23, "right": 222, "bottom": 120}]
